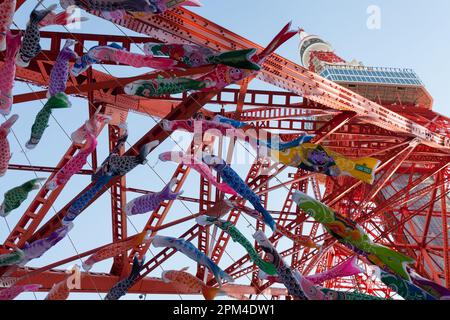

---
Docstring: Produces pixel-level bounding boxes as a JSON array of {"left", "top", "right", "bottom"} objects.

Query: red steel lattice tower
[{"left": 1, "top": 1, "right": 449, "bottom": 299}]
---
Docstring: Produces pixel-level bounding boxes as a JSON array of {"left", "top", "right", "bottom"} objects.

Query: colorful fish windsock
[
  {"left": 90, "top": 43, "right": 185, "bottom": 69},
  {"left": 71, "top": 110, "right": 111, "bottom": 144},
  {"left": 0, "top": 178, "right": 45, "bottom": 217},
  {"left": 259, "top": 257, "right": 364, "bottom": 288},
  {"left": 125, "top": 22, "right": 296, "bottom": 96},
  {"left": 190, "top": 22, "right": 297, "bottom": 92},
  {"left": 0, "top": 0, "right": 16, "bottom": 52},
  {"left": 83, "top": 232, "right": 151, "bottom": 271},
  {"left": 213, "top": 115, "right": 315, "bottom": 152},
  {"left": 45, "top": 274, "right": 73, "bottom": 300},
  {"left": 196, "top": 216, "right": 277, "bottom": 276},
  {"left": 60, "top": 0, "right": 202, "bottom": 15},
  {"left": 162, "top": 267, "right": 225, "bottom": 300},
  {"left": 19, "top": 223, "right": 73, "bottom": 266},
  {"left": 64, "top": 138, "right": 159, "bottom": 224},
  {"left": 253, "top": 231, "right": 307, "bottom": 300},
  {"left": 161, "top": 119, "right": 247, "bottom": 141},
  {"left": 104, "top": 254, "right": 145, "bottom": 300},
  {"left": 202, "top": 154, "right": 277, "bottom": 232},
  {"left": 377, "top": 268, "right": 436, "bottom": 300},
  {"left": 408, "top": 268, "right": 450, "bottom": 299},
  {"left": 96, "top": 140, "right": 160, "bottom": 178},
  {"left": 38, "top": 6, "right": 88, "bottom": 28},
  {"left": 16, "top": 3, "right": 57, "bottom": 67},
  {"left": 321, "top": 288, "right": 388, "bottom": 301},
  {"left": 272, "top": 143, "right": 381, "bottom": 185},
  {"left": 26, "top": 93, "right": 71, "bottom": 149},
  {"left": 305, "top": 256, "right": 363, "bottom": 285},
  {"left": 159, "top": 151, "right": 238, "bottom": 196},
  {"left": 203, "top": 199, "right": 233, "bottom": 219},
  {"left": 292, "top": 191, "right": 415, "bottom": 280},
  {"left": 124, "top": 77, "right": 207, "bottom": 97},
  {"left": 228, "top": 201, "right": 320, "bottom": 249},
  {"left": 125, "top": 178, "right": 182, "bottom": 216},
  {"left": 0, "top": 32, "right": 21, "bottom": 116},
  {"left": 63, "top": 174, "right": 113, "bottom": 225},
  {"left": 0, "top": 114, "right": 18, "bottom": 177},
  {"left": 152, "top": 235, "right": 234, "bottom": 286},
  {"left": 46, "top": 132, "right": 97, "bottom": 190},
  {"left": 144, "top": 43, "right": 259, "bottom": 70},
  {"left": 48, "top": 40, "right": 77, "bottom": 98},
  {"left": 0, "top": 284, "right": 42, "bottom": 300},
  {"left": 0, "top": 248, "right": 25, "bottom": 268}
]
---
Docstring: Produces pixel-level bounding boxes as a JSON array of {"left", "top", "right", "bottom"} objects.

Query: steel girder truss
[{"left": 1, "top": 1, "right": 449, "bottom": 299}]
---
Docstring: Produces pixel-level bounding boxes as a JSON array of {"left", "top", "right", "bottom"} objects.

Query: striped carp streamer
[
  {"left": 253, "top": 231, "right": 308, "bottom": 300},
  {"left": 202, "top": 154, "right": 277, "bottom": 232},
  {"left": 292, "top": 191, "right": 415, "bottom": 280},
  {"left": 196, "top": 216, "right": 277, "bottom": 276}
]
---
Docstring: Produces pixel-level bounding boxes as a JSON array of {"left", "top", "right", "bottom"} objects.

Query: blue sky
[{"left": 3, "top": 0, "right": 449, "bottom": 300}]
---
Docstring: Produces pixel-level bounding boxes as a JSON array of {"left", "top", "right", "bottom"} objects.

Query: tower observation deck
[{"left": 298, "top": 29, "right": 433, "bottom": 109}]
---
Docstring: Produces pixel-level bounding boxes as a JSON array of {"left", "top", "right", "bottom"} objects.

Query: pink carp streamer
[
  {"left": 38, "top": 7, "right": 88, "bottom": 28},
  {"left": 71, "top": 109, "right": 112, "bottom": 144},
  {"left": 0, "top": 0, "right": 16, "bottom": 52},
  {"left": 88, "top": 44, "right": 186, "bottom": 70},
  {"left": 159, "top": 151, "right": 238, "bottom": 196},
  {"left": 125, "top": 178, "right": 182, "bottom": 216},
  {"left": 46, "top": 132, "right": 97, "bottom": 190},
  {"left": 0, "top": 32, "right": 21, "bottom": 116},
  {"left": 0, "top": 284, "right": 42, "bottom": 300},
  {"left": 259, "top": 256, "right": 363, "bottom": 286},
  {"left": 0, "top": 114, "right": 19, "bottom": 177},
  {"left": 306, "top": 256, "right": 363, "bottom": 285},
  {"left": 82, "top": 231, "right": 151, "bottom": 271},
  {"left": 162, "top": 119, "right": 247, "bottom": 141}
]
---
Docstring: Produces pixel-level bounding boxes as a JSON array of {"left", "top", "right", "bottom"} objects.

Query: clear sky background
[{"left": 2, "top": 0, "right": 449, "bottom": 300}]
